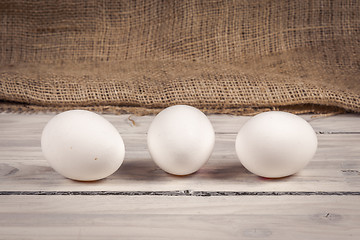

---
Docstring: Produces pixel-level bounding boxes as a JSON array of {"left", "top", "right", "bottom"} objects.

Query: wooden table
[{"left": 1, "top": 113, "right": 359, "bottom": 239}]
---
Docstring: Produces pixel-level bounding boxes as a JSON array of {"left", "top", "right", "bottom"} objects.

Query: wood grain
[
  {"left": 1, "top": 113, "right": 360, "bottom": 135},
  {"left": 0, "top": 112, "right": 359, "bottom": 239},
  {"left": 0, "top": 195, "right": 359, "bottom": 240},
  {"left": 0, "top": 133, "right": 359, "bottom": 192}
]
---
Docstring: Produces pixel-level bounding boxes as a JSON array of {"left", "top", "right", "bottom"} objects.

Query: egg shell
[
  {"left": 235, "top": 111, "right": 317, "bottom": 178},
  {"left": 147, "top": 105, "right": 215, "bottom": 175},
  {"left": 41, "top": 110, "right": 125, "bottom": 181}
]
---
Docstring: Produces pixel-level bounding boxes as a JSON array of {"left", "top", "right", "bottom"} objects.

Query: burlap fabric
[{"left": 0, "top": 0, "right": 359, "bottom": 115}]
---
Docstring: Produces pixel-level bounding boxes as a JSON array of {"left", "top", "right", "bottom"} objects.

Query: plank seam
[
  {"left": 214, "top": 132, "right": 360, "bottom": 134},
  {"left": 316, "top": 132, "right": 360, "bottom": 134},
  {"left": 0, "top": 191, "right": 359, "bottom": 196}
]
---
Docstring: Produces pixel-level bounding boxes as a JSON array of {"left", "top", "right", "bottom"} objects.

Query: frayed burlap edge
[{"left": 0, "top": 101, "right": 347, "bottom": 116}]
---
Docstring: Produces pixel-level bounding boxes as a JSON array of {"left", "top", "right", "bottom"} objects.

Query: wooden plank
[
  {"left": 0, "top": 113, "right": 359, "bottom": 191},
  {"left": 0, "top": 195, "right": 359, "bottom": 240},
  {"left": 1, "top": 113, "right": 360, "bottom": 135},
  {"left": 0, "top": 113, "right": 359, "bottom": 240},
  {"left": 0, "top": 134, "right": 359, "bottom": 192},
  {"left": 305, "top": 114, "right": 360, "bottom": 133}
]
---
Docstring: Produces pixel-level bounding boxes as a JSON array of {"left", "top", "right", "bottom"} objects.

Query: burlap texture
[{"left": 0, "top": 0, "right": 359, "bottom": 115}]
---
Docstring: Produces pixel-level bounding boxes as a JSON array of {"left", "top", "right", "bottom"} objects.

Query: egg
[
  {"left": 235, "top": 111, "right": 317, "bottom": 178},
  {"left": 41, "top": 110, "right": 125, "bottom": 181},
  {"left": 147, "top": 105, "right": 215, "bottom": 175}
]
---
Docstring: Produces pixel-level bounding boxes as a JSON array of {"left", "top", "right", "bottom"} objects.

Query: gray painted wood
[
  {"left": 0, "top": 112, "right": 359, "bottom": 239},
  {"left": 0, "top": 195, "right": 359, "bottom": 240},
  {"left": 0, "top": 134, "right": 359, "bottom": 192},
  {"left": 1, "top": 112, "right": 360, "bottom": 135}
]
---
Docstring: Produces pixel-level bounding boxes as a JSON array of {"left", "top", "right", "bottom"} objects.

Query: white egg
[
  {"left": 235, "top": 111, "right": 317, "bottom": 178},
  {"left": 147, "top": 105, "right": 215, "bottom": 175},
  {"left": 41, "top": 110, "right": 125, "bottom": 181}
]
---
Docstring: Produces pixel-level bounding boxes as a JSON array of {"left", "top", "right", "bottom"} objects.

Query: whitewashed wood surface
[{"left": 0, "top": 112, "right": 359, "bottom": 240}]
